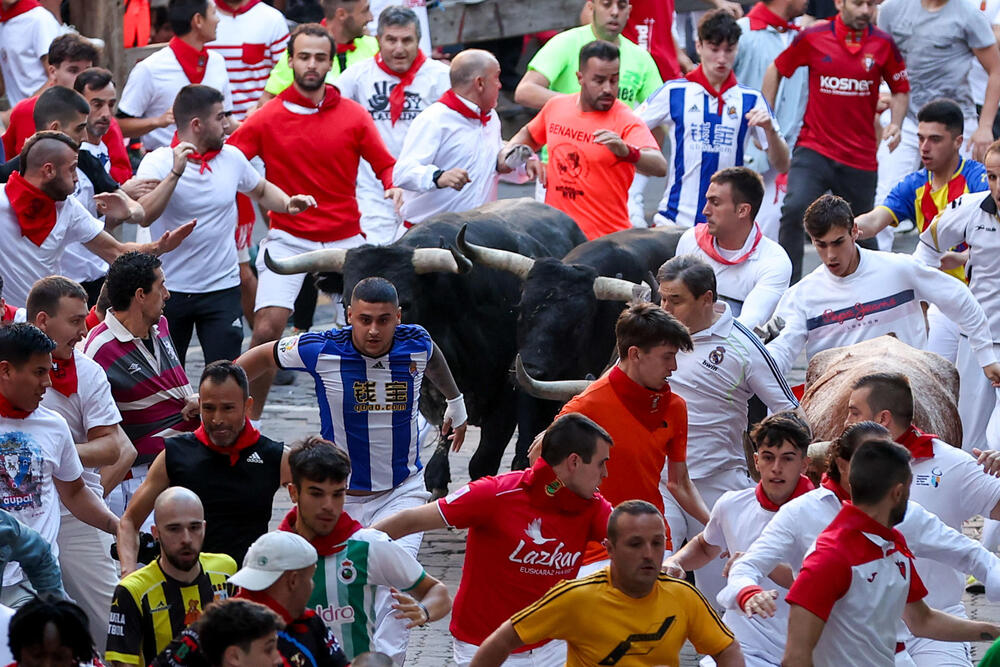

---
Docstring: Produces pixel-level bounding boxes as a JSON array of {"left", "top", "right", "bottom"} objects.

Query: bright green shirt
[
  {"left": 981, "top": 640, "right": 1000, "bottom": 667},
  {"left": 526, "top": 25, "right": 663, "bottom": 108},
  {"left": 263, "top": 34, "right": 379, "bottom": 95}
]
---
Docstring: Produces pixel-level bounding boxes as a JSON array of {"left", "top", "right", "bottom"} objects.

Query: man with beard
[
  {"left": 115, "top": 360, "right": 290, "bottom": 575},
  {"left": 136, "top": 84, "right": 315, "bottom": 366},
  {"left": 228, "top": 23, "right": 400, "bottom": 423},
  {"left": 106, "top": 488, "right": 237, "bottom": 667},
  {"left": 503, "top": 40, "right": 665, "bottom": 239}
]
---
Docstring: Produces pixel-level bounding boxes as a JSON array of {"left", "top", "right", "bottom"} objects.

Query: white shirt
[
  {"left": 137, "top": 145, "right": 261, "bottom": 293},
  {"left": 367, "top": 0, "right": 432, "bottom": 54},
  {"left": 675, "top": 225, "right": 792, "bottom": 329},
  {"left": 394, "top": 95, "right": 502, "bottom": 224},
  {"left": 0, "top": 405, "right": 84, "bottom": 587},
  {"left": 207, "top": 2, "right": 289, "bottom": 120},
  {"left": 62, "top": 141, "right": 112, "bottom": 284},
  {"left": 0, "top": 190, "right": 103, "bottom": 307},
  {"left": 40, "top": 350, "right": 122, "bottom": 512},
  {"left": 968, "top": 0, "right": 1000, "bottom": 104},
  {"left": 337, "top": 55, "right": 450, "bottom": 243},
  {"left": 767, "top": 246, "right": 998, "bottom": 375},
  {"left": 0, "top": 6, "right": 60, "bottom": 106},
  {"left": 118, "top": 44, "right": 234, "bottom": 150},
  {"left": 669, "top": 303, "right": 798, "bottom": 480},
  {"left": 635, "top": 78, "right": 776, "bottom": 227}
]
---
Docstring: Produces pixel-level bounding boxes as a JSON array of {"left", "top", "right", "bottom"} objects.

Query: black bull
[{"left": 263, "top": 199, "right": 586, "bottom": 485}]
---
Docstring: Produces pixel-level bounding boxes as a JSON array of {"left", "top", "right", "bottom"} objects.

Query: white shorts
[
  {"left": 453, "top": 638, "right": 567, "bottom": 667},
  {"left": 254, "top": 228, "right": 365, "bottom": 312}
]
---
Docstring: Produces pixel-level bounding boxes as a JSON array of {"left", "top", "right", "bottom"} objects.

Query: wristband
[
  {"left": 432, "top": 169, "right": 445, "bottom": 188},
  {"left": 736, "top": 585, "right": 765, "bottom": 611},
  {"left": 171, "top": 169, "right": 184, "bottom": 178},
  {"left": 623, "top": 144, "right": 641, "bottom": 164},
  {"left": 444, "top": 393, "right": 468, "bottom": 429},
  {"left": 416, "top": 601, "right": 430, "bottom": 625}
]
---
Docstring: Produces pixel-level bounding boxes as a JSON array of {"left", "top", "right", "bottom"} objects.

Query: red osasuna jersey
[
  {"left": 436, "top": 459, "right": 612, "bottom": 650},
  {"left": 774, "top": 16, "right": 909, "bottom": 171}
]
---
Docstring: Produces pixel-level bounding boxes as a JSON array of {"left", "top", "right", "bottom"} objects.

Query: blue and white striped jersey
[
  {"left": 637, "top": 76, "right": 777, "bottom": 227},
  {"left": 276, "top": 324, "right": 434, "bottom": 492}
]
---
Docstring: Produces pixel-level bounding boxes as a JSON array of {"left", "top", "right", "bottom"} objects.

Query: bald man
[
  {"left": 107, "top": 488, "right": 237, "bottom": 667},
  {"left": 393, "top": 48, "right": 542, "bottom": 225},
  {"left": 0, "top": 130, "right": 196, "bottom": 307}
]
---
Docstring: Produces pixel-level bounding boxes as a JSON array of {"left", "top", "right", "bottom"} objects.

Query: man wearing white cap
[{"left": 152, "top": 530, "right": 350, "bottom": 667}]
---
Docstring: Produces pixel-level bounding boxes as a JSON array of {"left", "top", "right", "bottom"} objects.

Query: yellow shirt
[{"left": 511, "top": 567, "right": 734, "bottom": 666}]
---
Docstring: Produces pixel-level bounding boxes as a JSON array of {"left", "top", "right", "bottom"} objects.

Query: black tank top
[{"left": 164, "top": 433, "right": 283, "bottom": 566}]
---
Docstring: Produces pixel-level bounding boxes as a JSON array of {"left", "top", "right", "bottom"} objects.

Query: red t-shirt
[
  {"left": 228, "top": 91, "right": 395, "bottom": 242},
  {"left": 437, "top": 458, "right": 612, "bottom": 649},
  {"left": 774, "top": 16, "right": 909, "bottom": 171},
  {"left": 622, "top": 0, "right": 680, "bottom": 81},
  {"left": 526, "top": 94, "right": 658, "bottom": 240}
]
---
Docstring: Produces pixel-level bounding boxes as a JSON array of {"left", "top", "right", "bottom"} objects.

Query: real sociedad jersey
[
  {"left": 636, "top": 73, "right": 776, "bottom": 227},
  {"left": 275, "top": 324, "right": 433, "bottom": 492}
]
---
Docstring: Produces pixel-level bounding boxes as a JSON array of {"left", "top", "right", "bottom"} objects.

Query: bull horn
[
  {"left": 264, "top": 248, "right": 347, "bottom": 275},
  {"left": 515, "top": 355, "right": 593, "bottom": 402},
  {"left": 593, "top": 276, "right": 652, "bottom": 303},
  {"left": 411, "top": 247, "right": 472, "bottom": 274},
  {"left": 455, "top": 224, "right": 535, "bottom": 279}
]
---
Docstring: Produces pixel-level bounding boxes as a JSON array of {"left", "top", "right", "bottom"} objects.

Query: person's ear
[
  {"left": 287, "top": 483, "right": 299, "bottom": 504},
  {"left": 222, "top": 645, "right": 243, "bottom": 667}
]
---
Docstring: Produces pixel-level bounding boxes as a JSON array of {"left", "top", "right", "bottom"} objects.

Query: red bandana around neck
[
  {"left": 755, "top": 475, "right": 814, "bottom": 511},
  {"left": 685, "top": 66, "right": 738, "bottom": 115},
  {"left": 746, "top": 2, "right": 800, "bottom": 32},
  {"left": 2, "top": 303, "right": 17, "bottom": 324},
  {"left": 375, "top": 50, "right": 427, "bottom": 125},
  {"left": 833, "top": 15, "right": 867, "bottom": 54},
  {"left": 336, "top": 41, "right": 356, "bottom": 54},
  {"left": 236, "top": 589, "right": 294, "bottom": 624},
  {"left": 279, "top": 507, "right": 362, "bottom": 557},
  {"left": 521, "top": 458, "right": 597, "bottom": 514},
  {"left": 277, "top": 82, "right": 341, "bottom": 112},
  {"left": 821, "top": 473, "right": 851, "bottom": 504},
  {"left": 5, "top": 171, "right": 56, "bottom": 247},
  {"left": 170, "top": 132, "right": 220, "bottom": 174},
  {"left": 0, "top": 0, "right": 40, "bottom": 22},
  {"left": 194, "top": 418, "right": 261, "bottom": 466},
  {"left": 896, "top": 425, "right": 937, "bottom": 459},
  {"left": 608, "top": 365, "right": 672, "bottom": 431},
  {"left": 438, "top": 89, "right": 490, "bottom": 126},
  {"left": 169, "top": 36, "right": 210, "bottom": 84},
  {"left": 213, "top": 0, "right": 261, "bottom": 16},
  {"left": 695, "top": 222, "right": 763, "bottom": 265},
  {"left": 50, "top": 354, "right": 78, "bottom": 398},
  {"left": 920, "top": 164, "right": 967, "bottom": 228},
  {"left": 0, "top": 392, "right": 32, "bottom": 420}
]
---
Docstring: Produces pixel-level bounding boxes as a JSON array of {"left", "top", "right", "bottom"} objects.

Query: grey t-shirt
[{"left": 878, "top": 0, "right": 996, "bottom": 119}]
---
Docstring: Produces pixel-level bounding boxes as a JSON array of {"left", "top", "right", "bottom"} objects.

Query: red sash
[
  {"left": 277, "top": 83, "right": 341, "bottom": 112},
  {"left": 755, "top": 475, "right": 814, "bottom": 511},
  {"left": 746, "top": 2, "right": 800, "bottom": 32},
  {"left": 170, "top": 132, "right": 220, "bottom": 174},
  {"left": 0, "top": 393, "right": 31, "bottom": 419},
  {"left": 896, "top": 425, "right": 936, "bottom": 459},
  {"left": 279, "top": 507, "right": 362, "bottom": 557},
  {"left": 194, "top": 418, "right": 261, "bottom": 466},
  {"left": 213, "top": 0, "right": 262, "bottom": 15},
  {"left": 50, "top": 355, "right": 78, "bottom": 397},
  {"left": 608, "top": 365, "right": 673, "bottom": 431},
  {"left": 0, "top": 0, "right": 41, "bottom": 22},
  {"left": 833, "top": 15, "right": 867, "bottom": 54}
]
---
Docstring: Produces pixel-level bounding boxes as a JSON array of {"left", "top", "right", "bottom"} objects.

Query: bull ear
[
  {"left": 592, "top": 276, "right": 652, "bottom": 303},
  {"left": 454, "top": 224, "right": 535, "bottom": 279},
  {"left": 411, "top": 248, "right": 472, "bottom": 274},
  {"left": 515, "top": 354, "right": 593, "bottom": 402},
  {"left": 264, "top": 248, "right": 347, "bottom": 275}
]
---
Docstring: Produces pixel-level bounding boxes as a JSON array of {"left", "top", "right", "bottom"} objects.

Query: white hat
[{"left": 229, "top": 532, "right": 318, "bottom": 591}]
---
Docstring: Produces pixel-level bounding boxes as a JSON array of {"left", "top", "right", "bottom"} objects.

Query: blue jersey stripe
[
  {"left": 339, "top": 355, "right": 372, "bottom": 490},
  {"left": 732, "top": 320, "right": 799, "bottom": 405},
  {"left": 665, "top": 86, "right": 687, "bottom": 221},
  {"left": 734, "top": 92, "right": 756, "bottom": 167},
  {"left": 695, "top": 93, "right": 720, "bottom": 225},
  {"left": 389, "top": 352, "right": 415, "bottom": 487}
]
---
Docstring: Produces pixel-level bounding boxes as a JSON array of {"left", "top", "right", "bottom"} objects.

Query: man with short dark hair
[
  {"left": 198, "top": 599, "right": 283, "bottom": 667},
  {"left": 8, "top": 596, "right": 97, "bottom": 667},
  {"left": 115, "top": 360, "right": 289, "bottom": 575},
  {"left": 673, "top": 167, "right": 792, "bottom": 329},
  {"left": 373, "top": 413, "right": 614, "bottom": 666},
  {"left": 503, "top": 41, "right": 662, "bottom": 239},
  {"left": 471, "top": 499, "right": 744, "bottom": 667}
]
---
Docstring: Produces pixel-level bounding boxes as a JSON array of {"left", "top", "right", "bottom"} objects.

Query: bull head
[
  {"left": 515, "top": 354, "right": 593, "bottom": 402},
  {"left": 263, "top": 246, "right": 472, "bottom": 276}
]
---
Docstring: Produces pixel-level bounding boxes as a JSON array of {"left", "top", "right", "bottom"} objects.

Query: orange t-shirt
[
  {"left": 559, "top": 373, "right": 687, "bottom": 563},
  {"left": 527, "top": 94, "right": 658, "bottom": 240}
]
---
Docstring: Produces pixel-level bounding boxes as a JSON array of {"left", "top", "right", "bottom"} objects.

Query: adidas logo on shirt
[
  {"left": 373, "top": 361, "right": 385, "bottom": 369},
  {"left": 246, "top": 452, "right": 264, "bottom": 464}
]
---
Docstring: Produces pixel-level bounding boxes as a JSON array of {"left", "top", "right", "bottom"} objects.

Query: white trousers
[
  {"left": 57, "top": 511, "right": 118, "bottom": 654},
  {"left": 927, "top": 304, "right": 961, "bottom": 365},
  {"left": 453, "top": 638, "right": 567, "bottom": 667},
  {"left": 957, "top": 339, "right": 998, "bottom": 453}
]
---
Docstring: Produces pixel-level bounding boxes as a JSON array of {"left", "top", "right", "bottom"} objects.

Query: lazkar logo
[
  {"left": 509, "top": 517, "right": 582, "bottom": 571},
  {"left": 819, "top": 76, "right": 872, "bottom": 94}
]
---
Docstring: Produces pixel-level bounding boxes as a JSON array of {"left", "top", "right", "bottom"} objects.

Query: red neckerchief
[
  {"left": 833, "top": 15, "right": 867, "bottom": 54},
  {"left": 896, "top": 425, "right": 937, "bottom": 459},
  {"left": 277, "top": 83, "right": 341, "bottom": 112},
  {"left": 438, "top": 89, "right": 490, "bottom": 126},
  {"left": 169, "top": 36, "right": 210, "bottom": 84},
  {"left": 236, "top": 589, "right": 294, "bottom": 624},
  {"left": 5, "top": 171, "right": 56, "bottom": 247},
  {"left": 50, "top": 354, "right": 78, "bottom": 397},
  {"left": 0, "top": 393, "right": 32, "bottom": 419},
  {"left": 213, "top": 0, "right": 262, "bottom": 16},
  {"left": 821, "top": 473, "right": 851, "bottom": 504},
  {"left": 608, "top": 365, "right": 672, "bottom": 431},
  {"left": 695, "top": 222, "right": 763, "bottom": 265},
  {"left": 746, "top": 2, "right": 800, "bottom": 32},
  {"left": 375, "top": 50, "right": 427, "bottom": 125},
  {"left": 170, "top": 132, "right": 220, "bottom": 174},
  {"left": 521, "top": 457, "right": 597, "bottom": 513},
  {"left": 920, "top": 162, "right": 968, "bottom": 228},
  {"left": 194, "top": 418, "right": 261, "bottom": 466},
  {"left": 279, "top": 507, "right": 363, "bottom": 557},
  {"left": 837, "top": 503, "right": 911, "bottom": 555},
  {"left": 1, "top": 303, "right": 17, "bottom": 324},
  {"left": 336, "top": 41, "right": 356, "bottom": 54},
  {"left": 755, "top": 475, "right": 814, "bottom": 511},
  {"left": 0, "top": 0, "right": 40, "bottom": 21},
  {"left": 685, "top": 65, "right": 738, "bottom": 115},
  {"left": 85, "top": 306, "right": 100, "bottom": 331}
]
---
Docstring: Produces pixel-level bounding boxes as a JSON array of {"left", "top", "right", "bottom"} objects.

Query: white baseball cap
[{"left": 229, "top": 532, "right": 318, "bottom": 591}]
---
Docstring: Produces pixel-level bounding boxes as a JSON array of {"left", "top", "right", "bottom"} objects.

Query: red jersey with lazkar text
[{"left": 774, "top": 16, "right": 909, "bottom": 171}]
